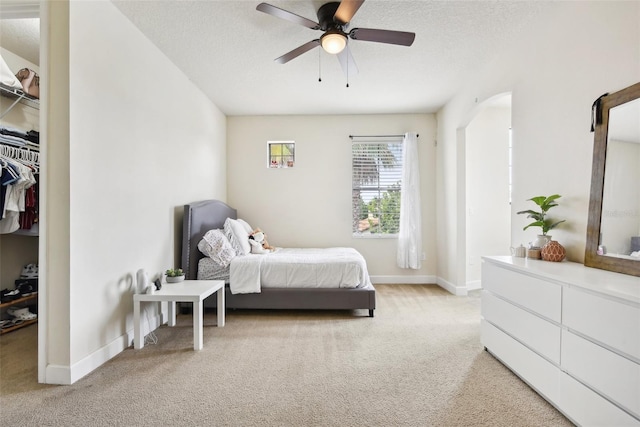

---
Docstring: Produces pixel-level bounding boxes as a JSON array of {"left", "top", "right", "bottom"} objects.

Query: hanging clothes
[
  {"left": 0, "top": 159, "right": 19, "bottom": 212},
  {"left": 0, "top": 145, "right": 39, "bottom": 234},
  {"left": 19, "top": 175, "right": 38, "bottom": 230}
]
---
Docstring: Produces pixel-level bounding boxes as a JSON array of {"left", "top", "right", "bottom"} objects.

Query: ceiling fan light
[{"left": 321, "top": 32, "right": 347, "bottom": 54}]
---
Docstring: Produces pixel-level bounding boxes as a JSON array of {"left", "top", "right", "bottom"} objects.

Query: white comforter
[{"left": 229, "top": 247, "right": 372, "bottom": 294}]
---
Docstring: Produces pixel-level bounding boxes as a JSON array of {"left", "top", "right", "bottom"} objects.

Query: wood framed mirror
[{"left": 585, "top": 82, "right": 640, "bottom": 277}]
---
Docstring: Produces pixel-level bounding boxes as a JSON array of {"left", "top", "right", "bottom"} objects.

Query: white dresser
[{"left": 481, "top": 256, "right": 640, "bottom": 426}]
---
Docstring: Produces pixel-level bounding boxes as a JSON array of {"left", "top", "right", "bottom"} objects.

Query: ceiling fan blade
[
  {"left": 336, "top": 46, "right": 359, "bottom": 77},
  {"left": 349, "top": 27, "right": 415, "bottom": 46},
  {"left": 256, "top": 3, "right": 320, "bottom": 30},
  {"left": 275, "top": 40, "right": 321, "bottom": 64},
  {"left": 334, "top": 0, "right": 365, "bottom": 24}
]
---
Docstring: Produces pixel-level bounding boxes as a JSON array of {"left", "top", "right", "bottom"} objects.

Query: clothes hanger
[{"left": 0, "top": 145, "right": 39, "bottom": 172}]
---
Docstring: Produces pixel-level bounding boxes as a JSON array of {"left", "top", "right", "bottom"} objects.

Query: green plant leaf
[
  {"left": 517, "top": 210, "right": 543, "bottom": 221},
  {"left": 547, "top": 219, "right": 566, "bottom": 231},
  {"left": 518, "top": 194, "right": 565, "bottom": 234},
  {"left": 527, "top": 196, "right": 547, "bottom": 206},
  {"left": 523, "top": 221, "right": 545, "bottom": 231}
]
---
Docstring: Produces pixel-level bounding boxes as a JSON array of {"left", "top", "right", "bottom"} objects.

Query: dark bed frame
[{"left": 181, "top": 199, "right": 376, "bottom": 317}]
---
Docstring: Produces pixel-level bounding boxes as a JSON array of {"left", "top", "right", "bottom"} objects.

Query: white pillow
[
  {"left": 224, "top": 218, "right": 251, "bottom": 255},
  {"left": 237, "top": 218, "right": 253, "bottom": 234},
  {"left": 198, "top": 229, "right": 236, "bottom": 267}
]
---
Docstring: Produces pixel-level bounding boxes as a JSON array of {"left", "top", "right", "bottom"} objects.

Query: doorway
[
  {"left": 461, "top": 94, "right": 512, "bottom": 290},
  {"left": 0, "top": 0, "right": 45, "bottom": 383}
]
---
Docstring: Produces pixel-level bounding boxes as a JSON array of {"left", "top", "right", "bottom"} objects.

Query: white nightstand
[{"left": 133, "top": 280, "right": 225, "bottom": 350}]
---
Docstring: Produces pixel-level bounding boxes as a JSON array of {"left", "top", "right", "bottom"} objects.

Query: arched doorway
[{"left": 458, "top": 93, "right": 512, "bottom": 290}]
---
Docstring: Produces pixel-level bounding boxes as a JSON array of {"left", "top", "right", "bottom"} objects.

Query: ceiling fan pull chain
[
  {"left": 318, "top": 48, "right": 322, "bottom": 82},
  {"left": 346, "top": 42, "right": 350, "bottom": 88}
]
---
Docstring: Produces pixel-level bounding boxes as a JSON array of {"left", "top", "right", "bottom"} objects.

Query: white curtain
[{"left": 397, "top": 132, "right": 422, "bottom": 269}]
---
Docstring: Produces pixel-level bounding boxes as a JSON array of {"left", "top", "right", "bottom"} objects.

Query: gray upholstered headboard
[{"left": 181, "top": 200, "right": 237, "bottom": 280}]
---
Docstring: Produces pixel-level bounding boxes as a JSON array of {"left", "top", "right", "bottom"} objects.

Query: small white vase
[{"left": 531, "top": 235, "right": 551, "bottom": 249}]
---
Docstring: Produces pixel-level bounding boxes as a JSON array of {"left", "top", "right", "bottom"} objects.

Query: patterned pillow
[
  {"left": 198, "top": 229, "right": 236, "bottom": 267},
  {"left": 224, "top": 218, "right": 251, "bottom": 255}
]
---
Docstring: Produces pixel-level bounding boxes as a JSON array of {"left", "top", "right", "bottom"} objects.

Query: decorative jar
[{"left": 541, "top": 240, "right": 566, "bottom": 262}]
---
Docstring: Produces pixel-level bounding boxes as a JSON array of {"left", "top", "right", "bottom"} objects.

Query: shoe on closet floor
[
  {"left": 17, "top": 282, "right": 35, "bottom": 296},
  {"left": 15, "top": 279, "right": 38, "bottom": 296},
  {"left": 15, "top": 278, "right": 38, "bottom": 287},
  {"left": 1, "top": 288, "right": 21, "bottom": 302},
  {"left": 20, "top": 263, "right": 38, "bottom": 279},
  {"left": 0, "top": 318, "right": 24, "bottom": 327},
  {"left": 7, "top": 306, "right": 37, "bottom": 321}
]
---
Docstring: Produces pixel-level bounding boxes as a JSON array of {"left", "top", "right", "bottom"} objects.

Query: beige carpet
[{"left": 0, "top": 284, "right": 572, "bottom": 426}]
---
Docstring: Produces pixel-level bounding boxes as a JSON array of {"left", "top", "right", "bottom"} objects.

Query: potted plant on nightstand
[
  {"left": 517, "top": 194, "right": 566, "bottom": 260},
  {"left": 165, "top": 268, "right": 185, "bottom": 283}
]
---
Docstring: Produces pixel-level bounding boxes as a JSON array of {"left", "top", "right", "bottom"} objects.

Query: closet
[{"left": 0, "top": 18, "right": 41, "bottom": 335}]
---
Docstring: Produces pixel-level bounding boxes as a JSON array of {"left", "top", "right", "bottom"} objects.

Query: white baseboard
[
  {"left": 44, "top": 364, "right": 72, "bottom": 385},
  {"left": 68, "top": 333, "right": 132, "bottom": 384},
  {"left": 436, "top": 276, "right": 468, "bottom": 296},
  {"left": 466, "top": 280, "right": 482, "bottom": 291},
  {"left": 370, "top": 275, "right": 437, "bottom": 284},
  {"left": 47, "top": 311, "right": 164, "bottom": 385},
  {"left": 371, "top": 275, "right": 469, "bottom": 296}
]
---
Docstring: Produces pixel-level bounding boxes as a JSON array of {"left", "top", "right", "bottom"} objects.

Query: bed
[{"left": 181, "top": 199, "right": 376, "bottom": 317}]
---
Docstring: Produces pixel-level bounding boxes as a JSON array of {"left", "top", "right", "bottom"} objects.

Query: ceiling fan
[{"left": 256, "top": 0, "right": 415, "bottom": 77}]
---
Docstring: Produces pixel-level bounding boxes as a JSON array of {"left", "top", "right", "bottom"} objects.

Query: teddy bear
[{"left": 249, "top": 228, "right": 274, "bottom": 254}]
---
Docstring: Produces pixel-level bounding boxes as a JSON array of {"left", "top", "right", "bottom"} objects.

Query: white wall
[
  {"left": 436, "top": 1, "right": 640, "bottom": 288},
  {"left": 465, "top": 106, "right": 511, "bottom": 286},
  {"left": 43, "top": 0, "right": 227, "bottom": 384},
  {"left": 227, "top": 114, "right": 437, "bottom": 282}
]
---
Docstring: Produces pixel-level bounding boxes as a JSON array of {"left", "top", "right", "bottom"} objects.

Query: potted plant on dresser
[{"left": 517, "top": 194, "right": 566, "bottom": 261}]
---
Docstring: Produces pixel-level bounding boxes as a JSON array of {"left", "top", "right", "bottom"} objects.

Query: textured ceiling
[
  {"left": 112, "top": 0, "right": 544, "bottom": 116},
  {"left": 1, "top": 1, "right": 546, "bottom": 116}
]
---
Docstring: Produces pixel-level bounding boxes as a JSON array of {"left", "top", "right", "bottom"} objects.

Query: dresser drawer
[
  {"left": 482, "top": 291, "right": 560, "bottom": 364},
  {"left": 559, "top": 368, "right": 640, "bottom": 427},
  {"left": 481, "top": 320, "right": 561, "bottom": 403},
  {"left": 563, "top": 287, "right": 640, "bottom": 360},
  {"left": 482, "top": 261, "right": 561, "bottom": 322},
  {"left": 562, "top": 329, "right": 640, "bottom": 419}
]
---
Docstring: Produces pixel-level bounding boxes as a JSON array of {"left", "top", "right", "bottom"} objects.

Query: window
[
  {"left": 268, "top": 141, "right": 295, "bottom": 168},
  {"left": 352, "top": 140, "right": 403, "bottom": 237}
]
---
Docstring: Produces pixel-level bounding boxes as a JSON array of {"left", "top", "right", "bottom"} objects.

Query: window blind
[{"left": 351, "top": 140, "right": 403, "bottom": 236}]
